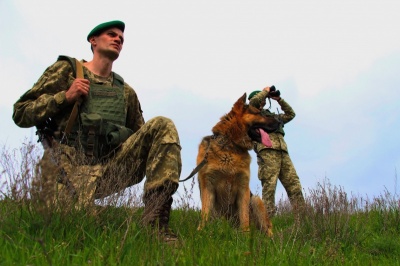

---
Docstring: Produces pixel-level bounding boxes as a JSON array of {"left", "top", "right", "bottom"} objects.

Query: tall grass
[{"left": 1, "top": 142, "right": 400, "bottom": 265}]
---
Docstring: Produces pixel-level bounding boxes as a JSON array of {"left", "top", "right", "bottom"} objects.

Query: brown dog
[{"left": 197, "top": 93, "right": 279, "bottom": 236}]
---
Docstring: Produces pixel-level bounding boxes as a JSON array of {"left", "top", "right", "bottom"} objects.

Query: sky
[{"left": 1, "top": 0, "right": 400, "bottom": 208}]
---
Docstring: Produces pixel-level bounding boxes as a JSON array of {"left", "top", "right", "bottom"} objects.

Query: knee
[
  {"left": 148, "top": 116, "right": 180, "bottom": 145},
  {"left": 150, "top": 116, "right": 176, "bottom": 131},
  {"left": 153, "top": 116, "right": 173, "bottom": 123}
]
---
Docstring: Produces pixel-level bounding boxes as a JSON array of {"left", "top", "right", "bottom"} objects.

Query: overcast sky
[{"left": 1, "top": 0, "right": 399, "bottom": 207}]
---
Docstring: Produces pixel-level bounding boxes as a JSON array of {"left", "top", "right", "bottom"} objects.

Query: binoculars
[{"left": 268, "top": 85, "right": 281, "bottom": 97}]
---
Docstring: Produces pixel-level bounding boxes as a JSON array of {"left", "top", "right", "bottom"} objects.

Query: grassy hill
[{"left": 1, "top": 143, "right": 399, "bottom": 265}]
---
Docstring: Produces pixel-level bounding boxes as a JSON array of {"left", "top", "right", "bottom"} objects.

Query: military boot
[{"left": 142, "top": 185, "right": 178, "bottom": 243}]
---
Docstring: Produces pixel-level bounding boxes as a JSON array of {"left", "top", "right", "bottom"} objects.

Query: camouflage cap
[
  {"left": 87, "top": 20, "right": 125, "bottom": 41},
  {"left": 248, "top": 90, "right": 261, "bottom": 100}
]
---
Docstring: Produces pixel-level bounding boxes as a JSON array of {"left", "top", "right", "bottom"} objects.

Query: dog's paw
[{"left": 241, "top": 227, "right": 250, "bottom": 233}]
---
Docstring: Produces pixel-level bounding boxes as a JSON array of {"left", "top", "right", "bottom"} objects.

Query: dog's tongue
[{"left": 257, "top": 128, "right": 272, "bottom": 147}]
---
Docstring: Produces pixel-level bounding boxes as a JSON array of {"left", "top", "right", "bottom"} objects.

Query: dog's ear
[
  {"left": 241, "top": 93, "right": 247, "bottom": 103},
  {"left": 233, "top": 93, "right": 246, "bottom": 113}
]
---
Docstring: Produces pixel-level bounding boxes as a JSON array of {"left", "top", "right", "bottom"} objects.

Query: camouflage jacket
[
  {"left": 12, "top": 58, "right": 145, "bottom": 137},
  {"left": 249, "top": 90, "right": 296, "bottom": 153}
]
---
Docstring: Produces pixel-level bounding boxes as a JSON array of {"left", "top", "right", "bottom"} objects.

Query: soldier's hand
[
  {"left": 66, "top": 78, "right": 90, "bottom": 103},
  {"left": 271, "top": 96, "right": 281, "bottom": 101},
  {"left": 263, "top": 86, "right": 271, "bottom": 93}
]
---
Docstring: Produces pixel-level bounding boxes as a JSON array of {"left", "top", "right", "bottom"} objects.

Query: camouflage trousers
[
  {"left": 256, "top": 149, "right": 305, "bottom": 217},
  {"left": 35, "top": 116, "right": 181, "bottom": 209}
]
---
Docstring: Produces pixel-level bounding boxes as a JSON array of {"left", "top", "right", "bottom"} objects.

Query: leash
[
  {"left": 179, "top": 136, "right": 214, "bottom": 182},
  {"left": 178, "top": 156, "right": 208, "bottom": 183}
]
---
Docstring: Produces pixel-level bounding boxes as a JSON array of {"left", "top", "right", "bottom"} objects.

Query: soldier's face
[{"left": 92, "top": 28, "right": 124, "bottom": 60}]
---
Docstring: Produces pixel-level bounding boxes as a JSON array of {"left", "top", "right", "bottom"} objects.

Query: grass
[{"left": 1, "top": 142, "right": 400, "bottom": 265}]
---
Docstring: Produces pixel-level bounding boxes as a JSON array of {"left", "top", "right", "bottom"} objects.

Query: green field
[{"left": 1, "top": 143, "right": 399, "bottom": 265}]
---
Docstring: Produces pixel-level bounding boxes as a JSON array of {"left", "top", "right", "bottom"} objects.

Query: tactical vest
[
  {"left": 58, "top": 56, "right": 133, "bottom": 162},
  {"left": 261, "top": 109, "right": 285, "bottom": 136}
]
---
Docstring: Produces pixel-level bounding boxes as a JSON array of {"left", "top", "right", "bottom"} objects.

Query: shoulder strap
[
  {"left": 57, "top": 55, "right": 84, "bottom": 79},
  {"left": 62, "top": 57, "right": 84, "bottom": 140},
  {"left": 59, "top": 55, "right": 123, "bottom": 88},
  {"left": 112, "top": 72, "right": 124, "bottom": 89},
  {"left": 58, "top": 55, "right": 78, "bottom": 77}
]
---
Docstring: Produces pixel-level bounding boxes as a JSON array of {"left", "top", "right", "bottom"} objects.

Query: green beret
[
  {"left": 248, "top": 90, "right": 261, "bottom": 100},
  {"left": 87, "top": 20, "right": 125, "bottom": 41}
]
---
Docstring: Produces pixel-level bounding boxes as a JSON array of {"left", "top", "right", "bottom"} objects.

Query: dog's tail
[{"left": 250, "top": 194, "right": 273, "bottom": 237}]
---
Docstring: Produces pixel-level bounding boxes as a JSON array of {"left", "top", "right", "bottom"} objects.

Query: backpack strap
[
  {"left": 59, "top": 56, "right": 84, "bottom": 141},
  {"left": 58, "top": 55, "right": 79, "bottom": 77},
  {"left": 58, "top": 55, "right": 124, "bottom": 89}
]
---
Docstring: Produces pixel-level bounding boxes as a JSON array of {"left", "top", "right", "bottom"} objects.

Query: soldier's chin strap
[
  {"left": 62, "top": 59, "right": 84, "bottom": 143},
  {"left": 267, "top": 97, "right": 272, "bottom": 110}
]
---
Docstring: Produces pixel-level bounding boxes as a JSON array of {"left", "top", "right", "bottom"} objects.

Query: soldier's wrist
[{"left": 54, "top": 91, "right": 69, "bottom": 109}]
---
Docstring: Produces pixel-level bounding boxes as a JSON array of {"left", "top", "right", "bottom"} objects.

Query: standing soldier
[
  {"left": 248, "top": 86, "right": 305, "bottom": 217},
  {"left": 12, "top": 20, "right": 182, "bottom": 243}
]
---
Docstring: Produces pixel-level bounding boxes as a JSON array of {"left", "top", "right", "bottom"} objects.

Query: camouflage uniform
[
  {"left": 249, "top": 90, "right": 305, "bottom": 216},
  {"left": 13, "top": 59, "right": 182, "bottom": 210}
]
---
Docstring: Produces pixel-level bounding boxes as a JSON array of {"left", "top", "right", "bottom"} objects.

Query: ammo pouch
[
  {"left": 80, "top": 113, "right": 133, "bottom": 160},
  {"left": 104, "top": 121, "right": 134, "bottom": 147}
]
